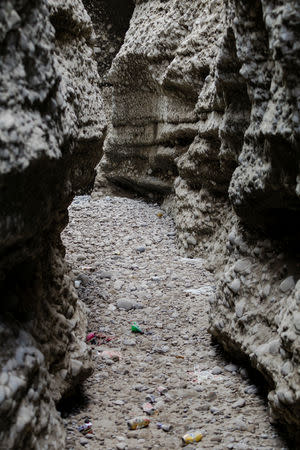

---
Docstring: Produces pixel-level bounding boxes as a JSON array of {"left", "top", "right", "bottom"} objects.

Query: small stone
[
  {"left": 235, "top": 300, "right": 245, "bottom": 318},
  {"left": 281, "top": 361, "right": 293, "bottom": 376},
  {"left": 113, "top": 400, "right": 125, "bottom": 406},
  {"left": 70, "top": 359, "right": 83, "bottom": 377},
  {"left": 234, "top": 259, "right": 251, "bottom": 274},
  {"left": 244, "top": 385, "right": 258, "bottom": 395},
  {"left": 99, "top": 271, "right": 113, "bottom": 279},
  {"left": 279, "top": 276, "right": 295, "bottom": 293},
  {"left": 228, "top": 279, "right": 241, "bottom": 294},
  {"left": 80, "top": 438, "right": 89, "bottom": 446},
  {"left": 232, "top": 419, "right": 248, "bottom": 431},
  {"left": 114, "top": 280, "right": 124, "bottom": 290},
  {"left": 123, "top": 338, "right": 136, "bottom": 346},
  {"left": 116, "top": 443, "right": 126, "bottom": 450},
  {"left": 153, "top": 345, "right": 169, "bottom": 354},
  {"left": 117, "top": 299, "right": 134, "bottom": 311},
  {"left": 135, "top": 384, "right": 148, "bottom": 392},
  {"left": 232, "top": 398, "right": 246, "bottom": 409},
  {"left": 162, "top": 424, "right": 172, "bottom": 432},
  {"left": 293, "top": 311, "right": 300, "bottom": 333},
  {"left": 212, "top": 366, "right": 223, "bottom": 375},
  {"left": 207, "top": 391, "right": 217, "bottom": 401},
  {"left": 186, "top": 235, "right": 197, "bottom": 246},
  {"left": 77, "top": 274, "right": 90, "bottom": 286},
  {"left": 224, "top": 364, "right": 239, "bottom": 373},
  {"left": 136, "top": 246, "right": 146, "bottom": 253},
  {"left": 74, "top": 280, "right": 81, "bottom": 288}
]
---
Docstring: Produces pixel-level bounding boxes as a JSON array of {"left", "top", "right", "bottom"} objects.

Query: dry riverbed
[{"left": 62, "top": 194, "right": 288, "bottom": 450}]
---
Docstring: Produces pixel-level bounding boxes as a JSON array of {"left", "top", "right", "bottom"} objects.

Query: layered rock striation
[
  {"left": 98, "top": 0, "right": 300, "bottom": 440},
  {"left": 0, "top": 0, "right": 106, "bottom": 448}
]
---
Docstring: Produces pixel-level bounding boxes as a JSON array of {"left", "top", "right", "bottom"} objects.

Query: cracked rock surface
[{"left": 0, "top": 0, "right": 105, "bottom": 447}]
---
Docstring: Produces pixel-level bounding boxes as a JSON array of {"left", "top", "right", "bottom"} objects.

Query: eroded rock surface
[
  {"left": 97, "top": 0, "right": 300, "bottom": 439},
  {"left": 0, "top": 0, "right": 105, "bottom": 448}
]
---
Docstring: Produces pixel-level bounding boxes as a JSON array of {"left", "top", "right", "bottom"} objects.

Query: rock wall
[
  {"left": 98, "top": 0, "right": 300, "bottom": 441},
  {"left": 0, "top": 0, "right": 106, "bottom": 448}
]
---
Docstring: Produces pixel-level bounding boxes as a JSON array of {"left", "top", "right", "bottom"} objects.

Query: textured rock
[
  {"left": 0, "top": 0, "right": 105, "bottom": 448},
  {"left": 96, "top": 0, "right": 300, "bottom": 441}
]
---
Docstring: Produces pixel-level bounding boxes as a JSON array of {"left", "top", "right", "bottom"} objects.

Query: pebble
[
  {"left": 117, "top": 299, "right": 134, "bottom": 311},
  {"left": 99, "top": 271, "right": 113, "bottom": 279},
  {"left": 224, "top": 364, "right": 239, "bottom": 373},
  {"left": 232, "top": 398, "right": 246, "bottom": 409},
  {"left": 279, "top": 276, "right": 295, "bottom": 293},
  {"left": 228, "top": 279, "right": 241, "bottom": 294},
  {"left": 244, "top": 385, "right": 259, "bottom": 395},
  {"left": 212, "top": 366, "right": 223, "bottom": 375},
  {"left": 116, "top": 443, "right": 126, "bottom": 450}
]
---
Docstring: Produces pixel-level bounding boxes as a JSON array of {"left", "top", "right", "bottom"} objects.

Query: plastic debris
[
  {"left": 101, "top": 350, "right": 121, "bottom": 361},
  {"left": 131, "top": 322, "right": 144, "bottom": 334},
  {"left": 157, "top": 212, "right": 163, "bottom": 218},
  {"left": 86, "top": 332, "right": 114, "bottom": 345},
  {"left": 78, "top": 420, "right": 93, "bottom": 435},
  {"left": 127, "top": 416, "right": 150, "bottom": 430},
  {"left": 157, "top": 423, "right": 173, "bottom": 432},
  {"left": 157, "top": 386, "right": 168, "bottom": 395},
  {"left": 182, "top": 430, "right": 203, "bottom": 445},
  {"left": 145, "top": 394, "right": 156, "bottom": 404},
  {"left": 81, "top": 265, "right": 95, "bottom": 272},
  {"left": 86, "top": 332, "right": 96, "bottom": 342},
  {"left": 142, "top": 402, "right": 156, "bottom": 415}
]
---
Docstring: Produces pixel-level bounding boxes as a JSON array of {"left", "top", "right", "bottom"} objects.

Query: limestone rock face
[
  {"left": 0, "top": 0, "right": 106, "bottom": 448},
  {"left": 98, "top": 0, "right": 300, "bottom": 439}
]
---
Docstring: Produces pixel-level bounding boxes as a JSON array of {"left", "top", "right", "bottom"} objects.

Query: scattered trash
[
  {"left": 131, "top": 322, "right": 144, "bottom": 334},
  {"left": 78, "top": 420, "right": 93, "bottom": 435},
  {"left": 74, "top": 280, "right": 81, "bottom": 288},
  {"left": 157, "top": 423, "right": 173, "bottom": 432},
  {"left": 175, "top": 355, "right": 185, "bottom": 359},
  {"left": 127, "top": 417, "right": 150, "bottom": 430},
  {"left": 86, "top": 332, "right": 96, "bottom": 342},
  {"left": 189, "top": 366, "right": 225, "bottom": 385},
  {"left": 157, "top": 212, "right": 163, "bottom": 218},
  {"left": 145, "top": 394, "right": 156, "bottom": 404},
  {"left": 182, "top": 430, "right": 203, "bottom": 445},
  {"left": 86, "top": 332, "right": 114, "bottom": 345},
  {"left": 101, "top": 350, "right": 121, "bottom": 361},
  {"left": 142, "top": 402, "right": 156, "bottom": 415},
  {"left": 81, "top": 266, "right": 95, "bottom": 272},
  {"left": 157, "top": 386, "right": 168, "bottom": 395}
]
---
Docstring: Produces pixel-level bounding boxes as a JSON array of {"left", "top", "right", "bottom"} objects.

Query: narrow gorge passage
[{"left": 62, "top": 195, "right": 287, "bottom": 450}]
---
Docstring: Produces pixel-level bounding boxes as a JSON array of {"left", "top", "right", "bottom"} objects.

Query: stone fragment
[
  {"left": 279, "top": 276, "right": 295, "bottom": 293},
  {"left": 232, "top": 398, "right": 246, "bottom": 408},
  {"left": 117, "top": 299, "right": 134, "bottom": 311},
  {"left": 228, "top": 279, "right": 241, "bottom": 294},
  {"left": 211, "top": 366, "right": 223, "bottom": 375},
  {"left": 234, "top": 259, "right": 251, "bottom": 274}
]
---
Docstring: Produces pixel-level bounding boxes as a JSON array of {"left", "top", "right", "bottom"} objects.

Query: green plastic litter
[{"left": 131, "top": 322, "right": 143, "bottom": 333}]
